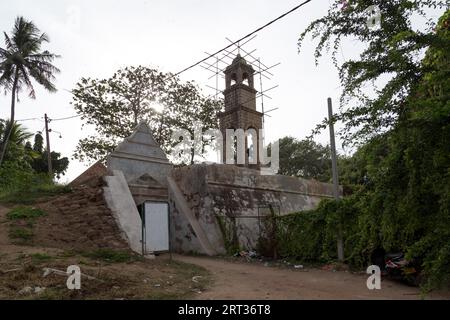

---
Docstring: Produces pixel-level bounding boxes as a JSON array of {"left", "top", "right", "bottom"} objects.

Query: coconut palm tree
[
  {"left": 0, "top": 120, "right": 33, "bottom": 146},
  {"left": 0, "top": 120, "right": 34, "bottom": 167},
  {"left": 0, "top": 16, "right": 59, "bottom": 167}
]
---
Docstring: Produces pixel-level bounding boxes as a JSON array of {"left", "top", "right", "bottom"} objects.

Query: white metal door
[{"left": 144, "top": 202, "right": 169, "bottom": 253}]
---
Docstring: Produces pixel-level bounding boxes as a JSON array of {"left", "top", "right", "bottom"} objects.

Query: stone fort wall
[{"left": 169, "top": 163, "right": 340, "bottom": 255}]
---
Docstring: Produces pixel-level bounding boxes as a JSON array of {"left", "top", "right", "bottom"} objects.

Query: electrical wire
[
  {"left": 13, "top": 2, "right": 314, "bottom": 125},
  {"left": 172, "top": 0, "right": 313, "bottom": 78},
  {"left": 16, "top": 117, "right": 43, "bottom": 122},
  {"left": 49, "top": 114, "right": 81, "bottom": 121}
]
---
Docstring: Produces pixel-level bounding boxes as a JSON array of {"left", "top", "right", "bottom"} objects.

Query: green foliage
[
  {"left": 215, "top": 216, "right": 240, "bottom": 255},
  {"left": 30, "top": 253, "right": 53, "bottom": 263},
  {"left": 29, "top": 133, "right": 69, "bottom": 179},
  {"left": 279, "top": 105, "right": 449, "bottom": 286},
  {"left": 277, "top": 137, "right": 332, "bottom": 182},
  {"left": 0, "top": 172, "right": 71, "bottom": 204},
  {"left": 0, "top": 121, "right": 35, "bottom": 184},
  {"left": 0, "top": 122, "right": 71, "bottom": 203},
  {"left": 276, "top": 136, "right": 361, "bottom": 188},
  {"left": 292, "top": 2, "right": 449, "bottom": 289},
  {"left": 6, "top": 206, "right": 47, "bottom": 220},
  {"left": 71, "top": 65, "right": 223, "bottom": 164},
  {"left": 0, "top": 120, "right": 33, "bottom": 147},
  {"left": 6, "top": 206, "right": 48, "bottom": 245},
  {"left": 8, "top": 227, "right": 33, "bottom": 241},
  {"left": 277, "top": 197, "right": 360, "bottom": 263},
  {"left": 299, "top": 0, "right": 448, "bottom": 144},
  {"left": 0, "top": 159, "right": 34, "bottom": 192},
  {"left": 0, "top": 122, "right": 70, "bottom": 203}
]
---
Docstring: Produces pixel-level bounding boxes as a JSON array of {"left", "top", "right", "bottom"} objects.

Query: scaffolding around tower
[{"left": 198, "top": 35, "right": 280, "bottom": 124}]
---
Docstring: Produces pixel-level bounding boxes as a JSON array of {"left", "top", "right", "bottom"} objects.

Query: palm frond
[
  {"left": 2, "top": 120, "right": 33, "bottom": 144},
  {"left": 0, "top": 16, "right": 59, "bottom": 97},
  {"left": 3, "top": 32, "right": 16, "bottom": 51},
  {"left": 18, "top": 64, "right": 35, "bottom": 98},
  {"left": 28, "top": 51, "right": 60, "bottom": 62},
  {"left": 0, "top": 62, "right": 15, "bottom": 90}
]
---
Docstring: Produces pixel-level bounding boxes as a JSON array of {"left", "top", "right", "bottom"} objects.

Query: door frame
[{"left": 139, "top": 200, "right": 171, "bottom": 255}]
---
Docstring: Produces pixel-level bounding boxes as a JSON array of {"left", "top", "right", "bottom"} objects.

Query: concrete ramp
[{"left": 103, "top": 170, "right": 142, "bottom": 254}]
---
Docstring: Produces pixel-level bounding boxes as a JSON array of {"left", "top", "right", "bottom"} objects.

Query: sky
[{"left": 0, "top": 0, "right": 426, "bottom": 182}]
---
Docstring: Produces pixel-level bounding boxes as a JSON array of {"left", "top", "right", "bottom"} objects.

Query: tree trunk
[{"left": 0, "top": 69, "right": 19, "bottom": 167}]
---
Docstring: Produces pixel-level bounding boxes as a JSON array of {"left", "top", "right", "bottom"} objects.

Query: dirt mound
[
  {"left": 31, "top": 178, "right": 129, "bottom": 252},
  {"left": 0, "top": 252, "right": 210, "bottom": 300}
]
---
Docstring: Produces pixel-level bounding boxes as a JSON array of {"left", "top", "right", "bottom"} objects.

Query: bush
[
  {"left": 276, "top": 197, "right": 360, "bottom": 264},
  {"left": 276, "top": 184, "right": 450, "bottom": 290},
  {"left": 0, "top": 160, "right": 35, "bottom": 192},
  {"left": 0, "top": 171, "right": 71, "bottom": 204}
]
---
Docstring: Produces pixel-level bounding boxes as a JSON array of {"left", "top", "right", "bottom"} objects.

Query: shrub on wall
[
  {"left": 276, "top": 185, "right": 450, "bottom": 290},
  {"left": 276, "top": 197, "right": 360, "bottom": 264}
]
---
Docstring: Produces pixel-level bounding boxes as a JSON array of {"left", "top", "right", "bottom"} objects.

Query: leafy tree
[
  {"left": 0, "top": 16, "right": 59, "bottom": 167},
  {"left": 298, "top": 0, "right": 448, "bottom": 144},
  {"left": 71, "top": 66, "right": 222, "bottom": 164},
  {"left": 292, "top": 3, "right": 450, "bottom": 288},
  {"left": 26, "top": 133, "right": 69, "bottom": 179},
  {"left": 32, "top": 131, "right": 44, "bottom": 152},
  {"left": 277, "top": 136, "right": 332, "bottom": 182}
]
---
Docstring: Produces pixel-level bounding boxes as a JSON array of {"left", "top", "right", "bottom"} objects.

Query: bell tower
[{"left": 218, "top": 54, "right": 263, "bottom": 169}]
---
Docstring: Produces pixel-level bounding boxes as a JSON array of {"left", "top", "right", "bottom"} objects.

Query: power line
[
  {"left": 16, "top": 114, "right": 81, "bottom": 122},
  {"left": 50, "top": 114, "right": 81, "bottom": 121},
  {"left": 172, "top": 0, "right": 313, "bottom": 78},
  {"left": 16, "top": 117, "right": 43, "bottom": 122},
  {"left": 16, "top": 3, "right": 312, "bottom": 126}
]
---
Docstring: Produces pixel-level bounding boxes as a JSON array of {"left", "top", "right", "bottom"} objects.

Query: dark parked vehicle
[{"left": 372, "top": 249, "right": 422, "bottom": 286}]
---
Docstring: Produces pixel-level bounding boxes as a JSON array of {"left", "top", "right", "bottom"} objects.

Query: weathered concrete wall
[
  {"left": 128, "top": 173, "right": 169, "bottom": 206},
  {"left": 168, "top": 176, "right": 218, "bottom": 256},
  {"left": 169, "top": 163, "right": 340, "bottom": 254},
  {"left": 103, "top": 123, "right": 341, "bottom": 256}
]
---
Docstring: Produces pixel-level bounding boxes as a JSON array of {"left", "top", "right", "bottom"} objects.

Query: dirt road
[{"left": 174, "top": 255, "right": 449, "bottom": 300}]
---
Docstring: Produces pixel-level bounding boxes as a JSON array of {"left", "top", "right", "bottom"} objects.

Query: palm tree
[
  {"left": 0, "top": 120, "right": 33, "bottom": 146},
  {"left": 0, "top": 120, "right": 34, "bottom": 166},
  {"left": 0, "top": 16, "right": 59, "bottom": 167}
]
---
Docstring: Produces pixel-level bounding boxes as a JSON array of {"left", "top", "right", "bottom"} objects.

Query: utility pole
[
  {"left": 328, "top": 98, "right": 344, "bottom": 262},
  {"left": 44, "top": 113, "right": 52, "bottom": 177}
]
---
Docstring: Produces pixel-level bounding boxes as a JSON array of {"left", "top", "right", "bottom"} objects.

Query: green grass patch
[
  {"left": 81, "top": 249, "right": 141, "bottom": 263},
  {"left": 9, "top": 227, "right": 34, "bottom": 241},
  {"left": 0, "top": 184, "right": 71, "bottom": 205},
  {"left": 0, "top": 173, "right": 71, "bottom": 205},
  {"left": 31, "top": 253, "right": 53, "bottom": 263},
  {"left": 6, "top": 206, "right": 47, "bottom": 220}
]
